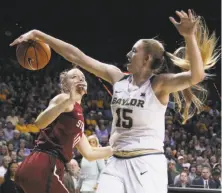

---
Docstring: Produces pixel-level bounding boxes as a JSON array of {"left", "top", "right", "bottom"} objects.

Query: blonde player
[{"left": 11, "top": 10, "right": 219, "bottom": 193}]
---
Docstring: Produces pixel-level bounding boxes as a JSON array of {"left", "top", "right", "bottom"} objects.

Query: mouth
[
  {"left": 77, "top": 82, "right": 87, "bottom": 87},
  {"left": 77, "top": 83, "right": 87, "bottom": 94}
]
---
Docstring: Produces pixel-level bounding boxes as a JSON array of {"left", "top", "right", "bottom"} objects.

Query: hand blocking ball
[{"left": 16, "top": 40, "right": 51, "bottom": 70}]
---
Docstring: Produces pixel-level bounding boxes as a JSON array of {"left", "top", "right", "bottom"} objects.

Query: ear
[{"left": 144, "top": 54, "right": 152, "bottom": 64}]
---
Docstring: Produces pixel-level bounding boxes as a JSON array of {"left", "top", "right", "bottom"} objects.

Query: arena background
[
  {"left": 0, "top": 0, "right": 221, "bottom": 193},
  {"left": 0, "top": 0, "right": 221, "bottom": 98}
]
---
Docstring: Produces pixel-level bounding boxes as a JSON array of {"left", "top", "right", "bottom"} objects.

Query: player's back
[
  {"left": 35, "top": 103, "right": 84, "bottom": 163},
  {"left": 110, "top": 75, "right": 167, "bottom": 152}
]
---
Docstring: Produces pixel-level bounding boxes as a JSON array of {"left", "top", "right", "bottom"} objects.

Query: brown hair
[{"left": 142, "top": 14, "right": 220, "bottom": 124}]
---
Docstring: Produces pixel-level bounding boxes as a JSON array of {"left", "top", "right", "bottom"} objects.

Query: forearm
[
  {"left": 185, "top": 35, "right": 205, "bottom": 83},
  {"left": 85, "top": 146, "right": 112, "bottom": 161},
  {"left": 32, "top": 30, "right": 116, "bottom": 83},
  {"left": 77, "top": 135, "right": 112, "bottom": 161},
  {"left": 35, "top": 99, "right": 71, "bottom": 129},
  {"left": 33, "top": 30, "right": 84, "bottom": 65}
]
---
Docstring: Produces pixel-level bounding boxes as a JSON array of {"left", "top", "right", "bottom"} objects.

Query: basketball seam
[
  {"left": 33, "top": 41, "right": 39, "bottom": 70},
  {"left": 23, "top": 42, "right": 30, "bottom": 69},
  {"left": 36, "top": 41, "right": 49, "bottom": 65}
]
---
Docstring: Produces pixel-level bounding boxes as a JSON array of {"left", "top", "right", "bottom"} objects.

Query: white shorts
[{"left": 96, "top": 153, "right": 167, "bottom": 193}]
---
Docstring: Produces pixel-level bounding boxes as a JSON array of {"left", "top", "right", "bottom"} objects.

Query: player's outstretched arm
[
  {"left": 10, "top": 30, "right": 124, "bottom": 85},
  {"left": 76, "top": 134, "right": 113, "bottom": 161}
]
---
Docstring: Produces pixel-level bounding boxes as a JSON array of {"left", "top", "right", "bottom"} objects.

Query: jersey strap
[
  {"left": 118, "top": 74, "right": 131, "bottom": 82},
  {"left": 150, "top": 75, "right": 156, "bottom": 84}
]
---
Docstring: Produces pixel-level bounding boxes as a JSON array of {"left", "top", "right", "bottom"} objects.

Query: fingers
[
  {"left": 9, "top": 38, "right": 20, "bottom": 46},
  {"left": 169, "top": 17, "right": 179, "bottom": 26},
  {"left": 9, "top": 35, "right": 27, "bottom": 46},
  {"left": 175, "top": 11, "right": 185, "bottom": 19},
  {"left": 181, "top": 10, "right": 188, "bottom": 18},
  {"left": 188, "top": 9, "right": 193, "bottom": 20}
]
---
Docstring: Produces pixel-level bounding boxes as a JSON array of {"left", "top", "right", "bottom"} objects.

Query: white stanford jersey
[{"left": 110, "top": 75, "right": 167, "bottom": 152}]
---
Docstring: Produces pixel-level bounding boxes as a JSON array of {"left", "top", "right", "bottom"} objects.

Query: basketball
[{"left": 16, "top": 40, "right": 51, "bottom": 70}]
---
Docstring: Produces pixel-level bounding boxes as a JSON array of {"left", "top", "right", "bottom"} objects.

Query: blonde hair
[
  {"left": 59, "top": 69, "right": 69, "bottom": 93},
  {"left": 142, "top": 13, "right": 220, "bottom": 124},
  {"left": 59, "top": 65, "right": 78, "bottom": 93},
  {"left": 88, "top": 135, "right": 100, "bottom": 147}
]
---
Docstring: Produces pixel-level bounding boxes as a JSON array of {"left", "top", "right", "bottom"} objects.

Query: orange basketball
[{"left": 16, "top": 40, "right": 51, "bottom": 70}]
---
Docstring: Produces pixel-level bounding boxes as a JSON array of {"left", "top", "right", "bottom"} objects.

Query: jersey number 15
[{"left": 116, "top": 108, "right": 133, "bottom": 129}]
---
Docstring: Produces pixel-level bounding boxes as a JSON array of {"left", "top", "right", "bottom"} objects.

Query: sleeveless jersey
[
  {"left": 110, "top": 75, "right": 167, "bottom": 152},
  {"left": 35, "top": 103, "right": 84, "bottom": 163}
]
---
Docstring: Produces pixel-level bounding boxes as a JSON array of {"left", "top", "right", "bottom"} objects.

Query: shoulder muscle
[{"left": 49, "top": 93, "right": 70, "bottom": 106}]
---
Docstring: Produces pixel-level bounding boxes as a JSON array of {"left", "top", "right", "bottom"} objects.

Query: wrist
[
  {"left": 184, "top": 35, "right": 196, "bottom": 42},
  {"left": 31, "top": 30, "right": 40, "bottom": 40},
  {"left": 32, "top": 30, "right": 47, "bottom": 42}
]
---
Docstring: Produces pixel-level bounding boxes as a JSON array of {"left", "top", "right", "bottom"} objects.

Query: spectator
[
  {"left": 0, "top": 145, "right": 9, "bottom": 165},
  {"left": 211, "top": 168, "right": 221, "bottom": 189},
  {"left": 0, "top": 162, "right": 24, "bottom": 193},
  {"left": 189, "top": 165, "right": 197, "bottom": 183},
  {"left": 192, "top": 166, "right": 217, "bottom": 189},
  {"left": 64, "top": 159, "right": 80, "bottom": 193},
  {"left": 95, "top": 120, "right": 109, "bottom": 145},
  {"left": 15, "top": 117, "right": 29, "bottom": 133},
  {"left": 174, "top": 163, "right": 191, "bottom": 185},
  {"left": 175, "top": 171, "right": 191, "bottom": 188},
  {"left": 7, "top": 142, "right": 14, "bottom": 155},
  {"left": 9, "top": 130, "right": 21, "bottom": 151},
  {"left": 176, "top": 156, "right": 184, "bottom": 172},
  {"left": 10, "top": 151, "right": 17, "bottom": 163},
  {"left": 0, "top": 156, "right": 11, "bottom": 177},
  {"left": 17, "top": 139, "right": 31, "bottom": 158},
  {"left": 6, "top": 110, "right": 19, "bottom": 126},
  {"left": 3, "top": 122, "right": 14, "bottom": 142},
  {"left": 168, "top": 160, "right": 179, "bottom": 184}
]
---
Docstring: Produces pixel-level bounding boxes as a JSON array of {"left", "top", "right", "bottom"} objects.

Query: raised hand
[
  {"left": 169, "top": 9, "right": 200, "bottom": 38},
  {"left": 10, "top": 30, "right": 37, "bottom": 46}
]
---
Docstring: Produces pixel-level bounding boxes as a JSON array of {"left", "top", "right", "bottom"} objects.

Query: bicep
[
  {"left": 160, "top": 71, "right": 194, "bottom": 94},
  {"left": 78, "top": 55, "right": 124, "bottom": 84}
]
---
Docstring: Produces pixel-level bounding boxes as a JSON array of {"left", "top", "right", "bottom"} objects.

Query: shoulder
[
  {"left": 49, "top": 93, "right": 70, "bottom": 105},
  {"left": 107, "top": 65, "right": 125, "bottom": 84}
]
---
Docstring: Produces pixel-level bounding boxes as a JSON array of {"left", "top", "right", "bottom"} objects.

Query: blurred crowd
[{"left": 0, "top": 59, "right": 221, "bottom": 192}]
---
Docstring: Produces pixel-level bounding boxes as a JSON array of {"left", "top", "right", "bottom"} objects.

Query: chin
[{"left": 127, "top": 65, "right": 134, "bottom": 73}]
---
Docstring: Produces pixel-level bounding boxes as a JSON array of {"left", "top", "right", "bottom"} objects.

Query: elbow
[
  {"left": 83, "top": 153, "right": 96, "bottom": 162},
  {"left": 191, "top": 73, "right": 205, "bottom": 85}
]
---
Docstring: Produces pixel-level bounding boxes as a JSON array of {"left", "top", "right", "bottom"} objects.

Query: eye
[
  {"left": 72, "top": 76, "right": 77, "bottom": 79},
  {"left": 132, "top": 48, "right": 136, "bottom": 53}
]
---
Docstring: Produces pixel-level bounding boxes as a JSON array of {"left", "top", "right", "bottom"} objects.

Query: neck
[{"left": 132, "top": 71, "right": 153, "bottom": 87}]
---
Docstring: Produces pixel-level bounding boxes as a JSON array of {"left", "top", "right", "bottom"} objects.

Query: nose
[
  {"left": 79, "top": 76, "right": 84, "bottom": 82},
  {"left": 126, "top": 51, "right": 132, "bottom": 59}
]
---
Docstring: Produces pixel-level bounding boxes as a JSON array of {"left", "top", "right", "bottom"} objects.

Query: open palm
[{"left": 169, "top": 9, "right": 200, "bottom": 37}]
